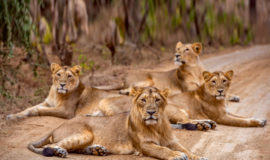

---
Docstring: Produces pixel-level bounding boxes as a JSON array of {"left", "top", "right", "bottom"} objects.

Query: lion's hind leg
[{"left": 43, "top": 129, "right": 93, "bottom": 158}]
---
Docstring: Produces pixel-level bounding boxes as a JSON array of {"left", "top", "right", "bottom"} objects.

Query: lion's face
[
  {"left": 51, "top": 63, "right": 81, "bottom": 94},
  {"left": 202, "top": 70, "right": 234, "bottom": 100},
  {"left": 130, "top": 87, "right": 169, "bottom": 125},
  {"left": 174, "top": 42, "right": 202, "bottom": 66}
]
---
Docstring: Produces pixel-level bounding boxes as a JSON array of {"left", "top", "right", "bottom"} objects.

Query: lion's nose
[
  {"left": 147, "top": 111, "right": 156, "bottom": 115},
  {"left": 175, "top": 54, "right": 180, "bottom": 58},
  {"left": 60, "top": 83, "right": 66, "bottom": 87},
  {"left": 217, "top": 89, "right": 224, "bottom": 94}
]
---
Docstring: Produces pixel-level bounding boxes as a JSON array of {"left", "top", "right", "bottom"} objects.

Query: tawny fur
[
  {"left": 168, "top": 70, "right": 267, "bottom": 127},
  {"left": 97, "top": 70, "right": 266, "bottom": 130},
  {"left": 6, "top": 63, "right": 122, "bottom": 121},
  {"left": 28, "top": 87, "right": 206, "bottom": 160},
  {"left": 119, "top": 42, "right": 204, "bottom": 96},
  {"left": 119, "top": 41, "right": 239, "bottom": 102}
]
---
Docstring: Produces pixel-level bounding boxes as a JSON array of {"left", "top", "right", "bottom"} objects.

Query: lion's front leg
[
  {"left": 6, "top": 102, "right": 48, "bottom": 121},
  {"left": 140, "top": 142, "right": 188, "bottom": 160},
  {"left": 37, "top": 106, "right": 75, "bottom": 119},
  {"left": 216, "top": 113, "right": 267, "bottom": 127},
  {"left": 168, "top": 141, "right": 207, "bottom": 160}
]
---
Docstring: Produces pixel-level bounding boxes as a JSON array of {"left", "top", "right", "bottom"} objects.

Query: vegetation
[
  {"left": 1, "top": 0, "right": 269, "bottom": 104},
  {"left": 0, "top": 0, "right": 33, "bottom": 98}
]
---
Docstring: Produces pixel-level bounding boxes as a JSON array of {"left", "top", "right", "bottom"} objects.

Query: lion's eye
[
  {"left": 211, "top": 80, "right": 216, "bottom": 84},
  {"left": 223, "top": 79, "right": 227, "bottom": 83},
  {"left": 185, "top": 48, "right": 189, "bottom": 51},
  {"left": 57, "top": 73, "right": 61, "bottom": 76},
  {"left": 155, "top": 98, "right": 160, "bottom": 103},
  {"left": 68, "top": 74, "right": 72, "bottom": 78},
  {"left": 141, "top": 98, "right": 146, "bottom": 103}
]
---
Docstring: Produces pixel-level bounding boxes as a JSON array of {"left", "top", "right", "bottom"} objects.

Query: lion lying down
[
  {"left": 28, "top": 87, "right": 207, "bottom": 160},
  {"left": 6, "top": 63, "right": 216, "bottom": 131},
  {"left": 169, "top": 70, "right": 267, "bottom": 128},
  {"left": 6, "top": 63, "right": 123, "bottom": 121},
  {"left": 98, "top": 70, "right": 266, "bottom": 129},
  {"left": 119, "top": 41, "right": 239, "bottom": 102}
]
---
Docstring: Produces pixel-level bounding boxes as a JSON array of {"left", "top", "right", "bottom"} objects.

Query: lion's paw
[
  {"left": 54, "top": 146, "right": 68, "bottom": 158},
  {"left": 250, "top": 118, "right": 267, "bottom": 127},
  {"left": 229, "top": 96, "right": 240, "bottom": 103},
  {"left": 6, "top": 114, "right": 19, "bottom": 121},
  {"left": 196, "top": 122, "right": 211, "bottom": 131},
  {"left": 6, "top": 114, "right": 15, "bottom": 121},
  {"left": 205, "top": 120, "right": 217, "bottom": 129},
  {"left": 169, "top": 152, "right": 188, "bottom": 160},
  {"left": 85, "top": 144, "right": 108, "bottom": 156},
  {"left": 119, "top": 89, "right": 130, "bottom": 95},
  {"left": 43, "top": 146, "right": 68, "bottom": 158},
  {"left": 196, "top": 120, "right": 216, "bottom": 131},
  {"left": 257, "top": 119, "right": 267, "bottom": 127}
]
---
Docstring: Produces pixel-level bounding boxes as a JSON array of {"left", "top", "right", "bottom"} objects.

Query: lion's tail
[{"left": 27, "top": 131, "right": 53, "bottom": 156}]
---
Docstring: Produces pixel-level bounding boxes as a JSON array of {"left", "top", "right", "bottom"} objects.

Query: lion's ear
[
  {"left": 71, "top": 65, "right": 81, "bottom": 75},
  {"left": 203, "top": 71, "right": 212, "bottom": 81},
  {"left": 225, "top": 70, "right": 234, "bottom": 80},
  {"left": 51, "top": 63, "right": 61, "bottom": 73},
  {"left": 129, "top": 87, "right": 143, "bottom": 97},
  {"left": 176, "top": 41, "right": 183, "bottom": 50},
  {"left": 176, "top": 41, "right": 183, "bottom": 47},
  {"left": 160, "top": 88, "right": 170, "bottom": 98},
  {"left": 191, "top": 42, "right": 202, "bottom": 54}
]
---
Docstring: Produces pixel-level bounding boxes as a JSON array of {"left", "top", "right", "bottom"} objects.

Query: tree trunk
[
  {"left": 249, "top": 0, "right": 256, "bottom": 25},
  {"left": 192, "top": 0, "right": 201, "bottom": 41}
]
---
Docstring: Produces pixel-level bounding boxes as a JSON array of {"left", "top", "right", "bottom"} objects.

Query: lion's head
[
  {"left": 129, "top": 87, "right": 169, "bottom": 125},
  {"left": 202, "top": 70, "right": 233, "bottom": 100},
  {"left": 51, "top": 63, "right": 81, "bottom": 94},
  {"left": 174, "top": 42, "right": 202, "bottom": 66}
]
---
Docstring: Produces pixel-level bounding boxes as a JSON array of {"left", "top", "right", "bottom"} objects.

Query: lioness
[
  {"left": 169, "top": 70, "right": 267, "bottom": 127},
  {"left": 28, "top": 87, "right": 207, "bottom": 160},
  {"left": 6, "top": 63, "right": 121, "bottom": 121},
  {"left": 119, "top": 42, "right": 204, "bottom": 96},
  {"left": 119, "top": 42, "right": 239, "bottom": 102}
]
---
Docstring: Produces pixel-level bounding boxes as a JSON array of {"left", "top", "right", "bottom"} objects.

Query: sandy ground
[{"left": 0, "top": 45, "right": 270, "bottom": 160}]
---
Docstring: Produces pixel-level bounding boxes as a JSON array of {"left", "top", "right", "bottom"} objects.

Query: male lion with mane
[{"left": 28, "top": 87, "right": 207, "bottom": 160}]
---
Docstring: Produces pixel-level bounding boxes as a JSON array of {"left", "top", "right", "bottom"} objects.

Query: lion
[
  {"left": 119, "top": 42, "right": 239, "bottom": 102},
  {"left": 6, "top": 63, "right": 122, "bottom": 121},
  {"left": 97, "top": 91, "right": 216, "bottom": 131},
  {"left": 28, "top": 87, "right": 207, "bottom": 160},
  {"left": 168, "top": 70, "right": 267, "bottom": 127}
]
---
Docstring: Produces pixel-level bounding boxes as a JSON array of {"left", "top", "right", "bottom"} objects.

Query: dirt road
[{"left": 1, "top": 45, "right": 270, "bottom": 160}]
